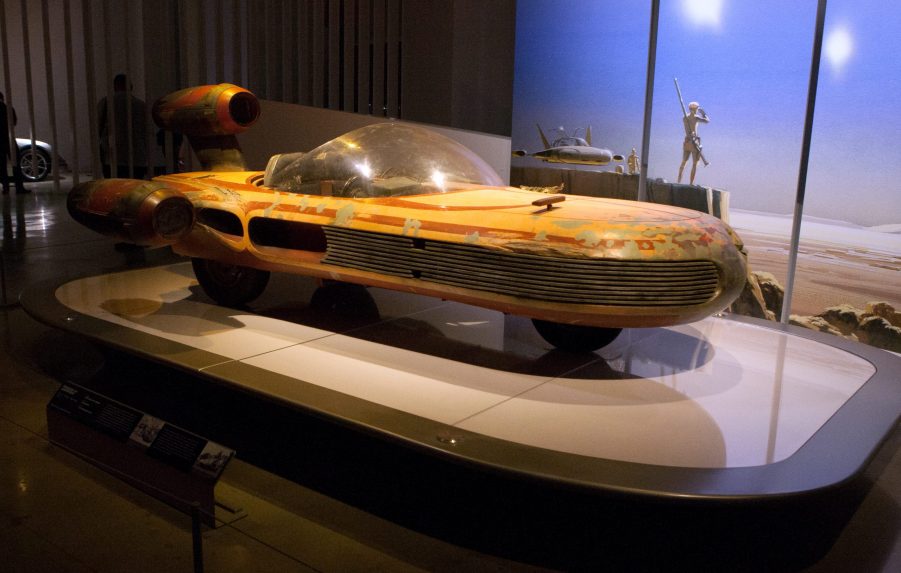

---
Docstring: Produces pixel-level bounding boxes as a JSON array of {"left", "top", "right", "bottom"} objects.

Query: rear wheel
[
  {"left": 19, "top": 146, "right": 51, "bottom": 182},
  {"left": 191, "top": 258, "right": 270, "bottom": 307},
  {"left": 531, "top": 319, "right": 622, "bottom": 352}
]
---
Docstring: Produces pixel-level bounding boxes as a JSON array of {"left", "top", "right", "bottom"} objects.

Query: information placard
[{"left": 47, "top": 383, "right": 238, "bottom": 525}]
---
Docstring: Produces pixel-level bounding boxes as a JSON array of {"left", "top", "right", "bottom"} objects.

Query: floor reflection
[
  {"left": 253, "top": 279, "right": 724, "bottom": 385},
  {"left": 2, "top": 194, "right": 27, "bottom": 257}
]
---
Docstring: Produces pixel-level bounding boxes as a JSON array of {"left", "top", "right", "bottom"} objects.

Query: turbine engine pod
[
  {"left": 152, "top": 84, "right": 260, "bottom": 171},
  {"left": 68, "top": 179, "right": 195, "bottom": 247},
  {"left": 152, "top": 83, "right": 260, "bottom": 136}
]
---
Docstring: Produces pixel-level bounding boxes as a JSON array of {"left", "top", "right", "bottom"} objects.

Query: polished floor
[{"left": 1, "top": 177, "right": 900, "bottom": 571}]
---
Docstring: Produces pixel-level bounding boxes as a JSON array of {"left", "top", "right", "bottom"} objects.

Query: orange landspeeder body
[{"left": 69, "top": 84, "right": 748, "bottom": 351}]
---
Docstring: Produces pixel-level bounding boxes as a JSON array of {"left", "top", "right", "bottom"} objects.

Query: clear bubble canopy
[{"left": 263, "top": 123, "right": 503, "bottom": 197}]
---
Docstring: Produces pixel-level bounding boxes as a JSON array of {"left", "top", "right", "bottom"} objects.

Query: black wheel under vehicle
[
  {"left": 531, "top": 319, "right": 622, "bottom": 352},
  {"left": 19, "top": 146, "right": 51, "bottom": 182},
  {"left": 310, "top": 281, "right": 379, "bottom": 318},
  {"left": 191, "top": 258, "right": 270, "bottom": 307}
]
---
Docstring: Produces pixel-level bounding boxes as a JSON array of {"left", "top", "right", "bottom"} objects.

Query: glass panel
[{"left": 792, "top": 0, "right": 901, "bottom": 347}]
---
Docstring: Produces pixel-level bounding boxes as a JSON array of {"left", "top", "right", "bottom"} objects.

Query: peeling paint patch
[
  {"left": 575, "top": 230, "right": 600, "bottom": 247},
  {"left": 465, "top": 231, "right": 480, "bottom": 243},
  {"left": 620, "top": 241, "right": 641, "bottom": 258},
  {"left": 299, "top": 197, "right": 309, "bottom": 211},
  {"left": 534, "top": 230, "right": 547, "bottom": 241},
  {"left": 335, "top": 204, "right": 356, "bottom": 226},
  {"left": 553, "top": 220, "right": 589, "bottom": 230},
  {"left": 402, "top": 218, "right": 422, "bottom": 236},
  {"left": 262, "top": 191, "right": 282, "bottom": 217},
  {"left": 315, "top": 203, "right": 327, "bottom": 214}
]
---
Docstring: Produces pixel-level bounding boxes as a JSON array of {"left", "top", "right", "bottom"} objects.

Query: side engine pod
[
  {"left": 152, "top": 84, "right": 260, "bottom": 171},
  {"left": 67, "top": 179, "right": 195, "bottom": 247}
]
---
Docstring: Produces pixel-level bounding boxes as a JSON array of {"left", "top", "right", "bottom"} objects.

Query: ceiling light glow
[
  {"left": 682, "top": 0, "right": 723, "bottom": 29},
  {"left": 824, "top": 27, "right": 853, "bottom": 75}
]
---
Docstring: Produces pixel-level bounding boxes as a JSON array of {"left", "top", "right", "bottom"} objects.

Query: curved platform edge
[{"left": 19, "top": 268, "right": 901, "bottom": 503}]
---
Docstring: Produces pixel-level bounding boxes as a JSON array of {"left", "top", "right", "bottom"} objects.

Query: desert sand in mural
[{"left": 729, "top": 212, "right": 901, "bottom": 317}]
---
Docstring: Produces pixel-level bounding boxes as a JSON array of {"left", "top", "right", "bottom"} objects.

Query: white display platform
[{"left": 51, "top": 262, "right": 876, "bottom": 470}]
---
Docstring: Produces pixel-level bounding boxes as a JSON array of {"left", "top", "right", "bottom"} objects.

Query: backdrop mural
[
  {"left": 512, "top": 0, "right": 901, "bottom": 228},
  {"left": 512, "top": 0, "right": 900, "bottom": 347}
]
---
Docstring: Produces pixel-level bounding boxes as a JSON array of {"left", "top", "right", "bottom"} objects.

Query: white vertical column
[
  {"left": 241, "top": 0, "right": 249, "bottom": 87},
  {"left": 102, "top": 0, "right": 116, "bottom": 176},
  {"left": 282, "top": 0, "right": 292, "bottom": 102},
  {"left": 82, "top": 0, "right": 101, "bottom": 178},
  {"left": 197, "top": 0, "right": 207, "bottom": 84},
  {"left": 0, "top": 0, "right": 20, "bottom": 177},
  {"left": 342, "top": 0, "right": 355, "bottom": 112},
  {"left": 298, "top": 0, "right": 311, "bottom": 105},
  {"left": 327, "top": 0, "right": 339, "bottom": 108},
  {"left": 231, "top": 0, "right": 241, "bottom": 85},
  {"left": 40, "top": 0, "right": 60, "bottom": 190},
  {"left": 19, "top": 0, "right": 38, "bottom": 181},
  {"left": 123, "top": 0, "right": 134, "bottom": 178},
  {"left": 263, "top": 0, "right": 272, "bottom": 98},
  {"left": 311, "top": 0, "right": 324, "bottom": 107},
  {"left": 178, "top": 0, "right": 195, "bottom": 171},
  {"left": 63, "top": 0, "right": 80, "bottom": 185},
  {"left": 216, "top": 0, "right": 225, "bottom": 82},
  {"left": 385, "top": 0, "right": 398, "bottom": 117},
  {"left": 356, "top": 0, "right": 370, "bottom": 114},
  {"left": 371, "top": 0, "right": 384, "bottom": 116}
]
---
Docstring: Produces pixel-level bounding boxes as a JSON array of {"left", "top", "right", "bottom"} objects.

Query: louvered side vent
[{"left": 322, "top": 226, "right": 719, "bottom": 307}]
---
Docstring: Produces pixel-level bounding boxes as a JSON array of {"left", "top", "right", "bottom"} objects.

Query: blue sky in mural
[{"left": 512, "top": 0, "right": 901, "bottom": 227}]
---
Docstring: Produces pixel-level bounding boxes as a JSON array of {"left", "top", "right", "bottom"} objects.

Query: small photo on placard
[
  {"left": 129, "top": 414, "right": 165, "bottom": 448},
  {"left": 193, "top": 441, "right": 234, "bottom": 479}
]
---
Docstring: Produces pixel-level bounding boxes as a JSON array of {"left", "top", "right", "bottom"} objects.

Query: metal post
[
  {"left": 0, "top": 250, "right": 7, "bottom": 306},
  {"left": 637, "top": 0, "right": 659, "bottom": 203},
  {"left": 781, "top": 0, "right": 828, "bottom": 324},
  {"left": 191, "top": 502, "right": 204, "bottom": 573}
]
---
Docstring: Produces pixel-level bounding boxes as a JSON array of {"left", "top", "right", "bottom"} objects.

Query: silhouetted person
[
  {"left": 98, "top": 73, "right": 148, "bottom": 179},
  {"left": 0, "top": 92, "right": 26, "bottom": 195}
]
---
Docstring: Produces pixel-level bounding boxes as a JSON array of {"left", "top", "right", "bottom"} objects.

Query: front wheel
[
  {"left": 532, "top": 319, "right": 622, "bottom": 352},
  {"left": 191, "top": 258, "right": 270, "bottom": 307},
  {"left": 18, "top": 146, "right": 51, "bottom": 182}
]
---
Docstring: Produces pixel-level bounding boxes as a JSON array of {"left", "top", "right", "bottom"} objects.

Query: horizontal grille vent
[{"left": 322, "top": 226, "right": 719, "bottom": 307}]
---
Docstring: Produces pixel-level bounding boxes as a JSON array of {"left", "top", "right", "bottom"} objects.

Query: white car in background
[{"left": 15, "top": 138, "right": 57, "bottom": 182}]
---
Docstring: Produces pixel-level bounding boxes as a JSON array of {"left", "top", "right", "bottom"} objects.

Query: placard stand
[{"left": 46, "top": 383, "right": 243, "bottom": 527}]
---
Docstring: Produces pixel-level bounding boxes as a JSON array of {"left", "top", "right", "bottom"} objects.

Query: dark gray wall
[{"left": 1, "top": 0, "right": 516, "bottom": 175}]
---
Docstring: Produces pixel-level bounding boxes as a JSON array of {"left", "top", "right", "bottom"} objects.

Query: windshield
[{"left": 263, "top": 123, "right": 503, "bottom": 197}]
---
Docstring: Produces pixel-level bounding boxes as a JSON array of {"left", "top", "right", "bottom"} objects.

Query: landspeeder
[
  {"left": 513, "top": 124, "right": 624, "bottom": 166},
  {"left": 68, "top": 84, "right": 747, "bottom": 352}
]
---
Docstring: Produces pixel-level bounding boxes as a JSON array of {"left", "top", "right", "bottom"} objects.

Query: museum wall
[{"left": 0, "top": 0, "right": 516, "bottom": 177}]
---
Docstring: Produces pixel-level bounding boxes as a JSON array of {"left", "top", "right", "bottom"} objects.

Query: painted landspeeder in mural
[
  {"left": 68, "top": 84, "right": 747, "bottom": 351},
  {"left": 513, "top": 124, "right": 624, "bottom": 166}
]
